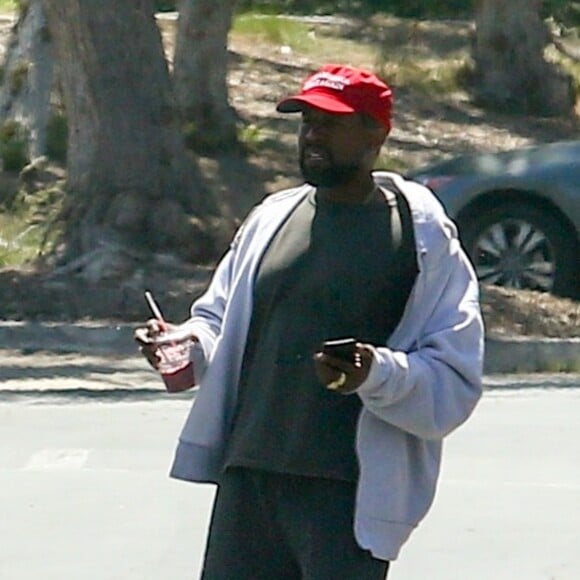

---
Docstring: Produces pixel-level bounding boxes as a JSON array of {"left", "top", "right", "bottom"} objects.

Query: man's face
[{"left": 298, "top": 108, "right": 380, "bottom": 187}]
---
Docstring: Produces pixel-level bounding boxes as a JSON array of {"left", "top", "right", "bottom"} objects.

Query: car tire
[{"left": 459, "top": 202, "right": 578, "bottom": 297}]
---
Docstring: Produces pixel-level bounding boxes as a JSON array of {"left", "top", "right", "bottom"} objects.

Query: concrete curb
[
  {"left": 0, "top": 321, "right": 139, "bottom": 356},
  {"left": 0, "top": 386, "right": 195, "bottom": 403},
  {"left": 483, "top": 336, "right": 580, "bottom": 374},
  {"left": 0, "top": 321, "right": 578, "bottom": 374}
]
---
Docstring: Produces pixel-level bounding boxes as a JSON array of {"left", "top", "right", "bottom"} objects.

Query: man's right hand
[
  {"left": 134, "top": 318, "right": 174, "bottom": 370},
  {"left": 134, "top": 320, "right": 200, "bottom": 372}
]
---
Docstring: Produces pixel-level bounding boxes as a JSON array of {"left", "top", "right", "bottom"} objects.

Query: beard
[{"left": 299, "top": 147, "right": 361, "bottom": 187}]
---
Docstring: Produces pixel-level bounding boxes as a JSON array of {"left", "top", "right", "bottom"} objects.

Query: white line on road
[{"left": 24, "top": 448, "right": 89, "bottom": 470}]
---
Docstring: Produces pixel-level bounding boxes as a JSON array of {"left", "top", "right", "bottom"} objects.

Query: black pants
[{"left": 201, "top": 467, "right": 390, "bottom": 580}]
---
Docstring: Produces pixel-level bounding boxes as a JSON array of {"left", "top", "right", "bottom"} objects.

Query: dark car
[{"left": 403, "top": 140, "right": 580, "bottom": 298}]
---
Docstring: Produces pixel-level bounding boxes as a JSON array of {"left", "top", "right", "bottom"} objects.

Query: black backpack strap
[
  {"left": 376, "top": 178, "right": 419, "bottom": 306},
  {"left": 379, "top": 186, "right": 403, "bottom": 251}
]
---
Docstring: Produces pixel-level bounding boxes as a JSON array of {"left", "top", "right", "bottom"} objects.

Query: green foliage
[
  {"left": 0, "top": 0, "right": 18, "bottom": 12},
  {"left": 0, "top": 218, "right": 40, "bottom": 266},
  {"left": 0, "top": 186, "right": 63, "bottom": 266},
  {"left": 0, "top": 120, "right": 28, "bottom": 172},
  {"left": 238, "top": 123, "right": 265, "bottom": 152},
  {"left": 45, "top": 113, "right": 68, "bottom": 164}
]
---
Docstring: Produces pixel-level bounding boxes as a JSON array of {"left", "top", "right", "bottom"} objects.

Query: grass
[
  {"left": 233, "top": 14, "right": 316, "bottom": 48},
  {"left": 231, "top": 14, "right": 378, "bottom": 62},
  {"left": 0, "top": 214, "right": 45, "bottom": 266},
  {"left": 378, "top": 57, "right": 467, "bottom": 94},
  {"left": 231, "top": 14, "right": 473, "bottom": 94},
  {"left": 238, "top": 122, "right": 266, "bottom": 150},
  {"left": 0, "top": 184, "right": 63, "bottom": 267},
  {"left": 0, "top": 0, "right": 17, "bottom": 13}
]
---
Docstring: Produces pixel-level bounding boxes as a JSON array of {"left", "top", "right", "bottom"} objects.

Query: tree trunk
[
  {"left": 472, "top": 0, "right": 576, "bottom": 116},
  {"left": 0, "top": 0, "right": 54, "bottom": 161},
  {"left": 173, "top": 0, "right": 239, "bottom": 153},
  {"left": 40, "top": 0, "right": 215, "bottom": 278}
]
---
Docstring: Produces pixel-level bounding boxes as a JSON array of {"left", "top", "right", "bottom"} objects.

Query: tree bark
[
  {"left": 40, "top": 0, "right": 214, "bottom": 277},
  {"left": 173, "top": 0, "right": 239, "bottom": 153},
  {"left": 472, "top": 0, "right": 576, "bottom": 116},
  {"left": 0, "top": 0, "right": 54, "bottom": 161}
]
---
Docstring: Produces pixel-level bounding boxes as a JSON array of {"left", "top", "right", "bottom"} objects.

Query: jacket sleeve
[
  {"left": 356, "top": 233, "right": 484, "bottom": 440},
  {"left": 184, "top": 248, "right": 236, "bottom": 360}
]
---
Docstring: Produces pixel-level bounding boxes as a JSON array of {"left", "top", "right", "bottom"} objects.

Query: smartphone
[{"left": 322, "top": 337, "right": 357, "bottom": 363}]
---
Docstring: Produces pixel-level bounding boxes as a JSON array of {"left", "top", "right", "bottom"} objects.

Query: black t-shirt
[{"left": 224, "top": 188, "right": 417, "bottom": 481}]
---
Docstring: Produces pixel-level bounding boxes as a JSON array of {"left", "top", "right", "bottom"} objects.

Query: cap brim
[{"left": 276, "top": 94, "right": 355, "bottom": 114}]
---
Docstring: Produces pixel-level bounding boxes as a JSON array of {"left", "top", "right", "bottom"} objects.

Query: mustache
[{"left": 301, "top": 145, "right": 331, "bottom": 159}]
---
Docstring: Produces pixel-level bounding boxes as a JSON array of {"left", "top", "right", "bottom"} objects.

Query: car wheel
[{"left": 460, "top": 202, "right": 577, "bottom": 296}]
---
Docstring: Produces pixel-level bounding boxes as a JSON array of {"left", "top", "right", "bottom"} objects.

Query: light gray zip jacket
[{"left": 170, "top": 172, "right": 484, "bottom": 561}]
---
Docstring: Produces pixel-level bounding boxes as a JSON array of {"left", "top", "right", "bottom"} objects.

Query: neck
[{"left": 316, "top": 177, "right": 379, "bottom": 205}]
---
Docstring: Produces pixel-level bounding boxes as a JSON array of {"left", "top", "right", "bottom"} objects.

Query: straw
[
  {"left": 144, "top": 291, "right": 167, "bottom": 330},
  {"left": 144, "top": 291, "right": 172, "bottom": 366},
  {"left": 144, "top": 290, "right": 164, "bottom": 321}
]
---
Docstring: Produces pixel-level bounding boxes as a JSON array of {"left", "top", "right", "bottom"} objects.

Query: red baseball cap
[{"left": 276, "top": 64, "right": 393, "bottom": 132}]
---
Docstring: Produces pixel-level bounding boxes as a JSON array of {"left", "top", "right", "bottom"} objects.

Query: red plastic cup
[{"left": 154, "top": 328, "right": 199, "bottom": 393}]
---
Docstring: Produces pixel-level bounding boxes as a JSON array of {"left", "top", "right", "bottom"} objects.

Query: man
[{"left": 136, "top": 63, "right": 484, "bottom": 579}]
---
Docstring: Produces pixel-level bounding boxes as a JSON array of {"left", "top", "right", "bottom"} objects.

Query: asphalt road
[
  {"left": 0, "top": 399, "right": 212, "bottom": 580},
  {"left": 1, "top": 361, "right": 579, "bottom": 579}
]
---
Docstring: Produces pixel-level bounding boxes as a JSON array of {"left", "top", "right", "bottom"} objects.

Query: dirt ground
[
  {"left": 0, "top": 266, "right": 578, "bottom": 339},
  {"left": 0, "top": 14, "right": 578, "bottom": 338}
]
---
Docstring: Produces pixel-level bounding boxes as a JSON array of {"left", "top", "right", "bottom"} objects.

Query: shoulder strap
[
  {"left": 379, "top": 186, "right": 403, "bottom": 250},
  {"left": 376, "top": 179, "right": 418, "bottom": 299}
]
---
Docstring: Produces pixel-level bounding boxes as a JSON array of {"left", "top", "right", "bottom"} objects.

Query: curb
[
  {"left": 0, "top": 321, "right": 578, "bottom": 374},
  {"left": 0, "top": 321, "right": 139, "bottom": 356},
  {"left": 0, "top": 386, "right": 196, "bottom": 403},
  {"left": 484, "top": 336, "right": 580, "bottom": 374}
]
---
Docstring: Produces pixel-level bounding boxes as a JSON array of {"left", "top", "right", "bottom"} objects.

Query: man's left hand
[{"left": 313, "top": 343, "right": 374, "bottom": 394}]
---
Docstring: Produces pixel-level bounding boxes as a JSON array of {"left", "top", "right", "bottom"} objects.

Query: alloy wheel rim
[{"left": 472, "top": 219, "right": 556, "bottom": 291}]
